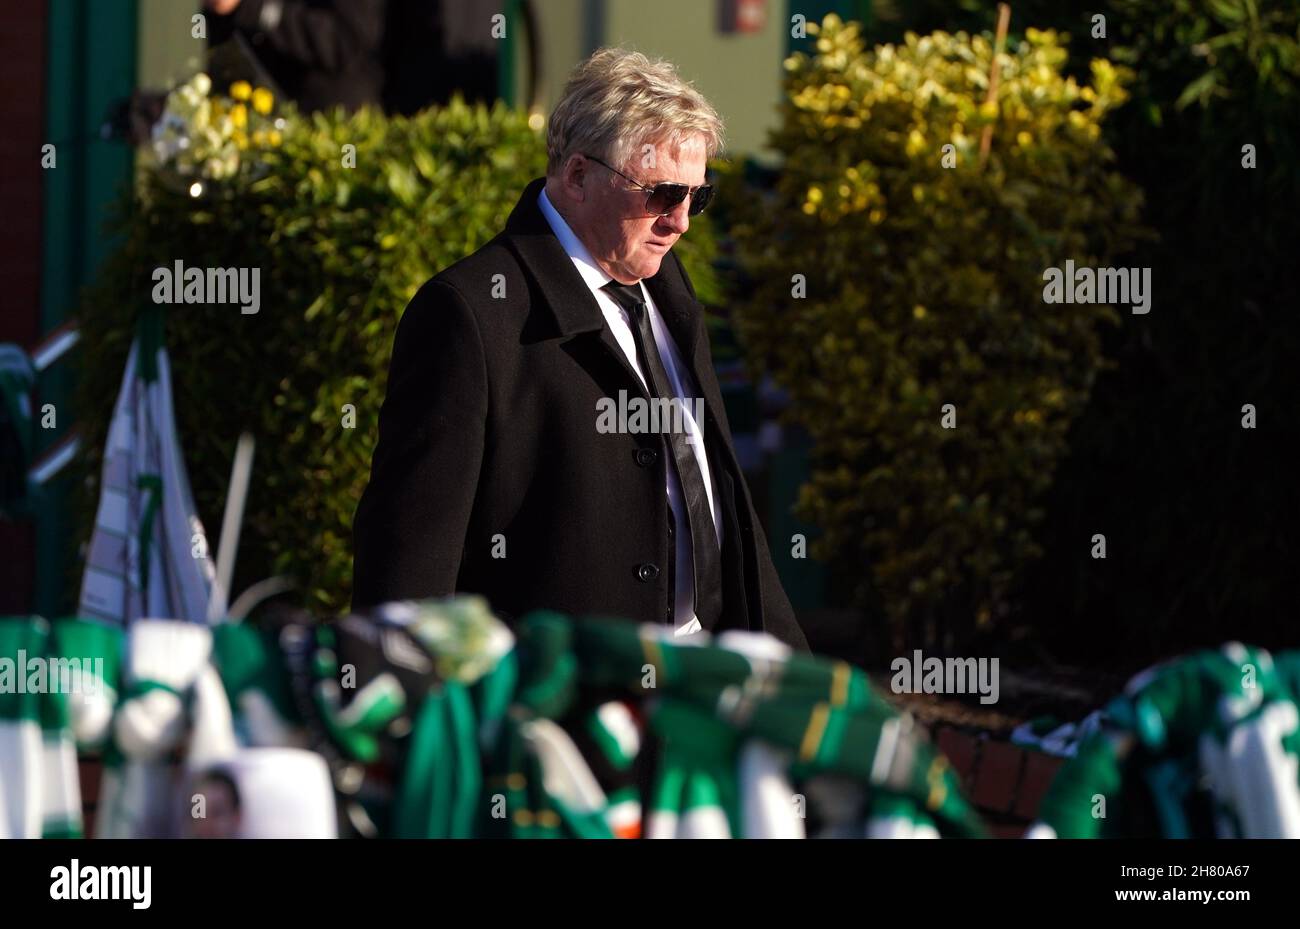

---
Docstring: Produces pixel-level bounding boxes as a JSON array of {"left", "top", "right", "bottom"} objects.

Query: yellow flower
[
  {"left": 268, "top": 129, "right": 282, "bottom": 146},
  {"left": 230, "top": 103, "right": 248, "bottom": 129},
  {"left": 913, "top": 304, "right": 927, "bottom": 320},
  {"left": 232, "top": 129, "right": 248, "bottom": 150},
  {"left": 252, "top": 87, "right": 274, "bottom": 115},
  {"left": 230, "top": 81, "right": 252, "bottom": 101}
]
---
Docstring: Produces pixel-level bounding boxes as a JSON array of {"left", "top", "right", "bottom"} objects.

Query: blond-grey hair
[{"left": 545, "top": 47, "right": 725, "bottom": 178}]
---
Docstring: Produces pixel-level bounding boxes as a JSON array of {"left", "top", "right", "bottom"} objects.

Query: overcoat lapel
[
  {"left": 501, "top": 178, "right": 648, "bottom": 400},
  {"left": 498, "top": 181, "right": 751, "bottom": 522},
  {"left": 500, "top": 177, "right": 715, "bottom": 412}
]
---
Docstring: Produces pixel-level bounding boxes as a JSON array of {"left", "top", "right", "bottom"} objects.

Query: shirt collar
[{"left": 537, "top": 187, "right": 624, "bottom": 297}]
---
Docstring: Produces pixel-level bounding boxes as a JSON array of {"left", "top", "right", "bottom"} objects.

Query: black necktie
[{"left": 601, "top": 280, "right": 723, "bottom": 630}]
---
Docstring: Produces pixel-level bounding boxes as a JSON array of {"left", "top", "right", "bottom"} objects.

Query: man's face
[
  {"left": 189, "top": 778, "right": 241, "bottom": 839},
  {"left": 561, "top": 135, "right": 707, "bottom": 285}
]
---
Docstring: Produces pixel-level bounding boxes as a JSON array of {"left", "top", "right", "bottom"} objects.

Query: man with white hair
[{"left": 353, "top": 48, "right": 808, "bottom": 651}]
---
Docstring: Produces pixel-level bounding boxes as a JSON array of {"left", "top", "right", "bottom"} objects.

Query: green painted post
[
  {"left": 769, "top": 434, "right": 826, "bottom": 612},
  {"left": 787, "top": 0, "right": 874, "bottom": 57},
  {"left": 38, "top": 0, "right": 138, "bottom": 616},
  {"left": 498, "top": 0, "right": 519, "bottom": 106}
]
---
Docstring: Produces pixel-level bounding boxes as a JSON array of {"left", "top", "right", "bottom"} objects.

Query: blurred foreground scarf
[
  {"left": 1027, "top": 643, "right": 1300, "bottom": 838},
  {"left": 0, "top": 617, "right": 120, "bottom": 838}
]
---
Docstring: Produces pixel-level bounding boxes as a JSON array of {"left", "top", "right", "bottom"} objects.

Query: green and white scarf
[
  {"left": 0, "top": 617, "right": 121, "bottom": 838},
  {"left": 200, "top": 601, "right": 985, "bottom": 839},
  {"left": 96, "top": 619, "right": 237, "bottom": 838},
  {"left": 492, "top": 612, "right": 985, "bottom": 839},
  {"left": 77, "top": 308, "right": 216, "bottom": 627},
  {"left": 1028, "top": 643, "right": 1300, "bottom": 839}
]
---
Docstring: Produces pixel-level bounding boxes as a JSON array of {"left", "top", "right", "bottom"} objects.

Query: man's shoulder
[
  {"left": 402, "top": 234, "right": 531, "bottom": 318},
  {"left": 423, "top": 234, "right": 523, "bottom": 306}
]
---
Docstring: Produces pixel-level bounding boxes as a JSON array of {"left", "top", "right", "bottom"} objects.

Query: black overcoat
[{"left": 352, "top": 178, "right": 808, "bottom": 651}]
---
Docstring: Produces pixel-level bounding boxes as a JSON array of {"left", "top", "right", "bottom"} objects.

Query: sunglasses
[{"left": 582, "top": 153, "right": 714, "bottom": 217}]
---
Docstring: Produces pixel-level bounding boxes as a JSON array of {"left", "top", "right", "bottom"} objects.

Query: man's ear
[{"left": 560, "top": 154, "right": 588, "bottom": 204}]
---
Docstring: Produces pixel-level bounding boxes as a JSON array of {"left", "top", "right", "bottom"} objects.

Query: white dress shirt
[{"left": 538, "top": 188, "right": 722, "bottom": 636}]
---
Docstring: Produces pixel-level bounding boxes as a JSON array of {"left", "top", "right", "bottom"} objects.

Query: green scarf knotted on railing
[
  {"left": 1028, "top": 643, "right": 1300, "bottom": 839},
  {"left": 488, "top": 611, "right": 986, "bottom": 839},
  {"left": 203, "top": 600, "right": 986, "bottom": 839}
]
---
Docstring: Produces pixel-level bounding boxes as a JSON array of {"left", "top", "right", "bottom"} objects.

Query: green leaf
[{"left": 1175, "top": 71, "right": 1221, "bottom": 110}]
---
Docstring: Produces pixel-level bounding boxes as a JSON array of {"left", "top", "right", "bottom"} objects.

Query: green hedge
[
  {"left": 76, "top": 94, "right": 720, "bottom": 614},
  {"left": 814, "top": 0, "right": 1300, "bottom": 667},
  {"left": 728, "top": 18, "right": 1147, "bottom": 652},
  {"left": 1028, "top": 0, "right": 1300, "bottom": 663}
]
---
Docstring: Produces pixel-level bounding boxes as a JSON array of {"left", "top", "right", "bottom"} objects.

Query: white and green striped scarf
[
  {"left": 96, "top": 618, "right": 238, "bottom": 838},
  {"left": 1028, "top": 643, "right": 1300, "bottom": 839},
  {"left": 77, "top": 308, "right": 216, "bottom": 627},
  {"left": 0, "top": 617, "right": 121, "bottom": 838}
]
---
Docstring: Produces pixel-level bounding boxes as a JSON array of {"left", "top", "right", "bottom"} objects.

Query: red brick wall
[
  {"left": 935, "top": 725, "right": 1063, "bottom": 838},
  {"left": 0, "top": 1, "right": 47, "bottom": 614}
]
